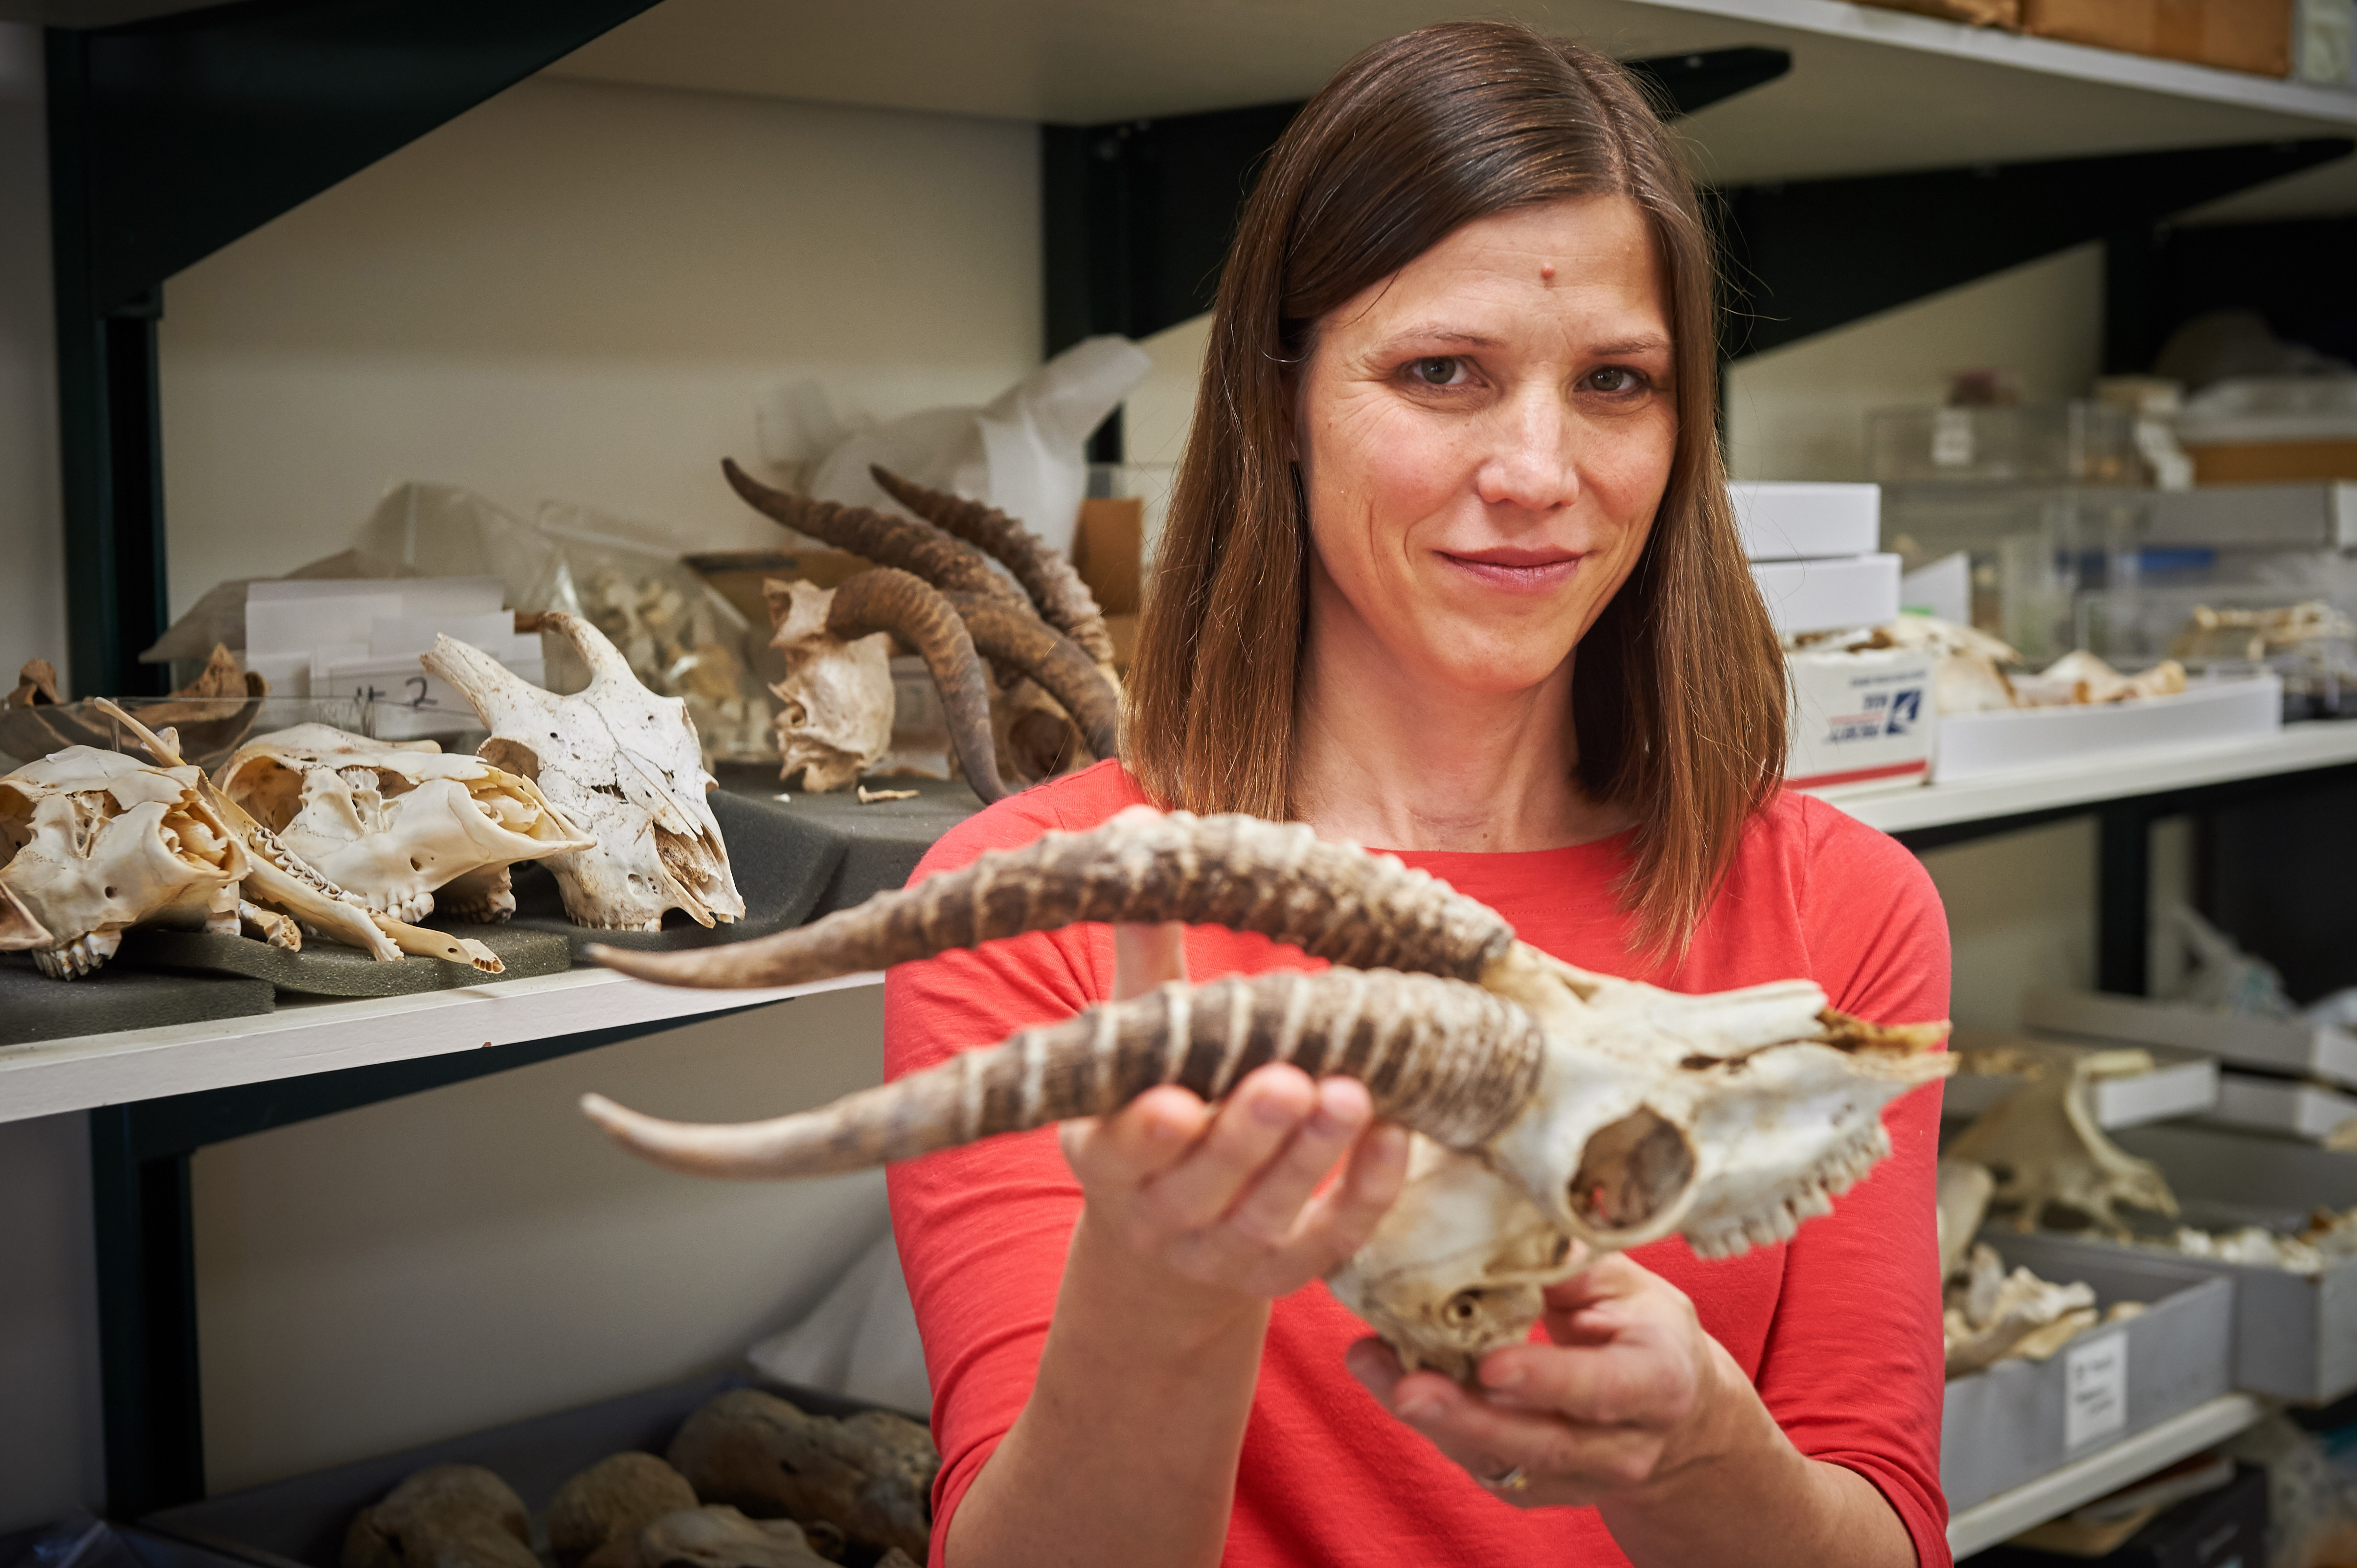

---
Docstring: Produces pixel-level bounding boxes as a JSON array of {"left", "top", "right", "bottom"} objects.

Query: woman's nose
[{"left": 1472, "top": 390, "right": 1580, "bottom": 513}]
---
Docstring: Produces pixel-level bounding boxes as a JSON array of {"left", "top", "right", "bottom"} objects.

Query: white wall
[
  {"left": 0, "top": 22, "right": 64, "bottom": 685},
  {"left": 195, "top": 986, "right": 889, "bottom": 1493},
  {"left": 157, "top": 76, "right": 1042, "bottom": 616}
]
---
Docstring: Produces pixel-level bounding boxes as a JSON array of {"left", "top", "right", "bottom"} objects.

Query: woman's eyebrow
[
  {"left": 1587, "top": 333, "right": 1674, "bottom": 357},
  {"left": 1380, "top": 326, "right": 1501, "bottom": 348}
]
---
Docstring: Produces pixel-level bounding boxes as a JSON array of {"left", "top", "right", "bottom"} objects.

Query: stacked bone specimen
[
  {"left": 1942, "top": 1240, "right": 2112, "bottom": 1377},
  {"left": 344, "top": 1465, "right": 541, "bottom": 1568},
  {"left": 1943, "top": 1042, "right": 2178, "bottom": 1234},
  {"left": 424, "top": 613, "right": 744, "bottom": 932},
  {"left": 670, "top": 1389, "right": 936, "bottom": 1563},
  {"left": 2172, "top": 600, "right": 2355, "bottom": 664},
  {"left": 0, "top": 647, "right": 269, "bottom": 772},
  {"left": 551, "top": 1453, "right": 700, "bottom": 1568},
  {"left": 218, "top": 725, "right": 595, "bottom": 923},
  {"left": 723, "top": 459, "right": 1119, "bottom": 791},
  {"left": 1791, "top": 619, "right": 2187, "bottom": 716},
  {"left": 578, "top": 564, "right": 774, "bottom": 767},
  {"left": 2168, "top": 1204, "right": 2357, "bottom": 1275},
  {"left": 576, "top": 807, "right": 1952, "bottom": 1378}
]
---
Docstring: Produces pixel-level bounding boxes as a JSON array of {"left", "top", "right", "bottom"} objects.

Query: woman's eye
[
  {"left": 1586, "top": 366, "right": 1648, "bottom": 395},
  {"left": 1408, "top": 356, "right": 1465, "bottom": 386}
]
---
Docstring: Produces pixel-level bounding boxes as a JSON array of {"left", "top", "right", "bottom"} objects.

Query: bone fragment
[
  {"left": 666, "top": 1389, "right": 936, "bottom": 1563},
  {"left": 764, "top": 579, "right": 894, "bottom": 793},
  {"left": 724, "top": 459, "right": 1022, "bottom": 609},
  {"left": 341, "top": 1464, "right": 539, "bottom": 1568},
  {"left": 1942, "top": 1243, "right": 2099, "bottom": 1377},
  {"left": 1945, "top": 1043, "right": 2177, "bottom": 1233},
  {"left": 607, "top": 1507, "right": 836, "bottom": 1568},
  {"left": 420, "top": 616, "right": 743, "bottom": 932},
  {"left": 871, "top": 464, "right": 1118, "bottom": 670},
  {"left": 548, "top": 1452, "right": 699, "bottom": 1568},
  {"left": 857, "top": 786, "right": 920, "bottom": 804},
  {"left": 824, "top": 569, "right": 1004, "bottom": 803},
  {"left": 1937, "top": 1158, "right": 1997, "bottom": 1281}
]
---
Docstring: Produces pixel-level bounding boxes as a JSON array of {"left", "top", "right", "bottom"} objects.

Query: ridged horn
[
  {"left": 824, "top": 569, "right": 1005, "bottom": 805},
  {"left": 870, "top": 465, "right": 1117, "bottom": 668},
  {"left": 946, "top": 592, "right": 1119, "bottom": 763},
  {"left": 588, "top": 806, "right": 1519, "bottom": 989},
  {"left": 582, "top": 967, "right": 1544, "bottom": 1177},
  {"left": 723, "top": 459, "right": 1022, "bottom": 607}
]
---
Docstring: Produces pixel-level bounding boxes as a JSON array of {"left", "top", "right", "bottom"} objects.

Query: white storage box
[
  {"left": 1930, "top": 676, "right": 2282, "bottom": 784},
  {"left": 1749, "top": 553, "right": 1901, "bottom": 636},
  {"left": 2007, "top": 1125, "right": 2357, "bottom": 1403},
  {"left": 1730, "top": 481, "right": 1881, "bottom": 560},
  {"left": 2211, "top": 1071, "right": 2357, "bottom": 1142},
  {"left": 1940, "top": 1242, "right": 2233, "bottom": 1512},
  {"left": 2022, "top": 987, "right": 2357, "bottom": 1093},
  {"left": 1786, "top": 648, "right": 1935, "bottom": 791},
  {"left": 1940, "top": 1037, "right": 2219, "bottom": 1129}
]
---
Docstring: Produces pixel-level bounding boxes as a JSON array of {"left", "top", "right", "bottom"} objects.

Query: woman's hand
[
  {"left": 1344, "top": 1254, "right": 1739, "bottom": 1507},
  {"left": 1058, "top": 922, "right": 1411, "bottom": 1305}
]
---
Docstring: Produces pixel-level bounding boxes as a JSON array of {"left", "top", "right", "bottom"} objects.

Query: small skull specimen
[
  {"left": 667, "top": 1388, "right": 936, "bottom": 1564},
  {"left": 0, "top": 745, "right": 248, "bottom": 977},
  {"left": 343, "top": 1465, "right": 540, "bottom": 1568},
  {"left": 577, "top": 808, "right": 1950, "bottom": 1377},
  {"left": 766, "top": 579, "right": 895, "bottom": 794},
  {"left": 218, "top": 724, "right": 596, "bottom": 923},
  {"left": 422, "top": 613, "right": 744, "bottom": 932},
  {"left": 547, "top": 1453, "right": 699, "bottom": 1568},
  {"left": 1944, "top": 1042, "right": 2179, "bottom": 1234}
]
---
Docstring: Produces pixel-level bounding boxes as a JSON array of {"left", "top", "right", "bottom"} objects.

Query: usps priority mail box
[{"left": 1787, "top": 648, "right": 1936, "bottom": 792}]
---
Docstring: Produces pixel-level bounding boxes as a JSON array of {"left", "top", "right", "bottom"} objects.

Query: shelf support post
[
  {"left": 2097, "top": 801, "right": 2152, "bottom": 997},
  {"left": 89, "top": 1106, "right": 204, "bottom": 1516}
]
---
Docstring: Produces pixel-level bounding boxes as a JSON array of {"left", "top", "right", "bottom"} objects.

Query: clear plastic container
[
  {"left": 1881, "top": 484, "right": 2150, "bottom": 662},
  {"left": 1867, "top": 401, "right": 2144, "bottom": 486},
  {"left": 2077, "top": 584, "right": 2357, "bottom": 721}
]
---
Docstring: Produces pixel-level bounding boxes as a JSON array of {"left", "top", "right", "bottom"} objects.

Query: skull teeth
[{"left": 32, "top": 929, "right": 122, "bottom": 980}]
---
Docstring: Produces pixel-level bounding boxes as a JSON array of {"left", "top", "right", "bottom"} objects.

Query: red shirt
[{"left": 884, "top": 762, "right": 1951, "bottom": 1567}]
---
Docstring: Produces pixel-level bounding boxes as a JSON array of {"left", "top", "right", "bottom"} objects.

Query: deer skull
[
  {"left": 0, "top": 745, "right": 248, "bottom": 978},
  {"left": 573, "top": 808, "right": 1949, "bottom": 1376},
  {"left": 421, "top": 613, "right": 744, "bottom": 932},
  {"left": 217, "top": 725, "right": 595, "bottom": 924}
]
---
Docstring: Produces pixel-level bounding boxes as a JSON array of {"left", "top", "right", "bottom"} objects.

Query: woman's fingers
[
  {"left": 1136, "top": 1064, "right": 1318, "bottom": 1230},
  {"left": 1217, "top": 1077, "right": 1373, "bottom": 1245}
]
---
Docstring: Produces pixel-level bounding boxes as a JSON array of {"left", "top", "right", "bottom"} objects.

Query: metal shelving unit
[{"left": 20, "top": 0, "right": 2357, "bottom": 1545}]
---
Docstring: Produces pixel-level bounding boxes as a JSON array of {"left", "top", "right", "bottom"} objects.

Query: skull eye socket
[
  {"left": 480, "top": 739, "right": 541, "bottom": 782},
  {"left": 1568, "top": 1109, "right": 1696, "bottom": 1233},
  {"left": 1442, "top": 1290, "right": 1485, "bottom": 1327}
]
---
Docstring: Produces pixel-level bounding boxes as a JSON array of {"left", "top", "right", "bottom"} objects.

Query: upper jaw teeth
[{"left": 32, "top": 929, "right": 122, "bottom": 980}]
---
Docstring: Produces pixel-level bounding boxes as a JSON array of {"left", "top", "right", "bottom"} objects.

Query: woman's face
[{"left": 1294, "top": 195, "right": 1676, "bottom": 697}]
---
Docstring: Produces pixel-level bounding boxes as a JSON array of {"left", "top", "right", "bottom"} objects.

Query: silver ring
[{"left": 1479, "top": 1465, "right": 1529, "bottom": 1492}]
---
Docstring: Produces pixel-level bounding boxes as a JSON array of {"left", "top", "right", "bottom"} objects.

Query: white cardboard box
[
  {"left": 1730, "top": 481, "right": 1881, "bottom": 560},
  {"left": 1787, "top": 648, "right": 1935, "bottom": 791},
  {"left": 1931, "top": 676, "right": 2282, "bottom": 784},
  {"left": 1749, "top": 553, "right": 1901, "bottom": 636}
]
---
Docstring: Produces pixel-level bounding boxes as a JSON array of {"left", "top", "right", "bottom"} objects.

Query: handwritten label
[{"left": 2064, "top": 1332, "right": 2129, "bottom": 1452}]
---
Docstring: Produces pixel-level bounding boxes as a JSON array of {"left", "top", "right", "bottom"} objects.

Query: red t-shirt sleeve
[
  {"left": 1756, "top": 797, "right": 1953, "bottom": 1568},
  {"left": 881, "top": 792, "right": 1111, "bottom": 1563}
]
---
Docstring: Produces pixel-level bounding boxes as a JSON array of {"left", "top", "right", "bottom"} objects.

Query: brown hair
[{"left": 1123, "top": 20, "right": 1786, "bottom": 955}]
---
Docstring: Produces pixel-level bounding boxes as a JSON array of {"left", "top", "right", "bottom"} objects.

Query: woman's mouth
[{"left": 1435, "top": 549, "right": 1584, "bottom": 595}]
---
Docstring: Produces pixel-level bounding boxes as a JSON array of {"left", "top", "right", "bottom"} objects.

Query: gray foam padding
[
  {"left": 0, "top": 953, "right": 276, "bottom": 1047},
  {"left": 503, "top": 775, "right": 984, "bottom": 958},
  {"left": 115, "top": 923, "right": 572, "bottom": 998}
]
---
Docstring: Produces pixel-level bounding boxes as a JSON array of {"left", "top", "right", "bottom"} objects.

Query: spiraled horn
[
  {"left": 947, "top": 592, "right": 1119, "bottom": 763},
  {"left": 870, "top": 465, "right": 1118, "bottom": 669},
  {"left": 588, "top": 806, "right": 1519, "bottom": 989},
  {"left": 825, "top": 569, "right": 1005, "bottom": 805},
  {"left": 723, "top": 459, "right": 1022, "bottom": 608},
  {"left": 582, "top": 968, "right": 1544, "bottom": 1177}
]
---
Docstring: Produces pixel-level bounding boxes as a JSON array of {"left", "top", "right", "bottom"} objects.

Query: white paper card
[
  {"left": 369, "top": 611, "right": 514, "bottom": 657},
  {"left": 247, "top": 589, "right": 406, "bottom": 655},
  {"left": 2064, "top": 1332, "right": 2129, "bottom": 1452}
]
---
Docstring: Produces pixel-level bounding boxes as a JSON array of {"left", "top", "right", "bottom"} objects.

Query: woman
[{"left": 887, "top": 21, "right": 1949, "bottom": 1568}]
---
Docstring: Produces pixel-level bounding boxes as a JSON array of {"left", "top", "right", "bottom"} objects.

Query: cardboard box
[
  {"left": 2188, "top": 441, "right": 2357, "bottom": 484},
  {"left": 1073, "top": 496, "right": 1144, "bottom": 615},
  {"left": 1749, "top": 553, "right": 1902, "bottom": 636},
  {"left": 1857, "top": 0, "right": 2023, "bottom": 24},
  {"left": 1729, "top": 482, "right": 1881, "bottom": 561},
  {"left": 683, "top": 548, "right": 878, "bottom": 629},
  {"left": 1930, "top": 676, "right": 2282, "bottom": 784},
  {"left": 2022, "top": 986, "right": 2357, "bottom": 1093},
  {"left": 1941, "top": 1243, "right": 2234, "bottom": 1512},
  {"left": 2006, "top": 1124, "right": 2357, "bottom": 1403},
  {"left": 1787, "top": 648, "right": 1936, "bottom": 791},
  {"left": 2023, "top": 0, "right": 2294, "bottom": 76}
]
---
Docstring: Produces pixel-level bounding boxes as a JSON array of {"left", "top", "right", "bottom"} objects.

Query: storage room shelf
[
  {"left": 1946, "top": 1392, "right": 2267, "bottom": 1558},
  {"left": 0, "top": 966, "right": 882, "bottom": 1128},
  {"left": 549, "top": 0, "right": 2357, "bottom": 217},
  {"left": 1833, "top": 721, "right": 2357, "bottom": 838}
]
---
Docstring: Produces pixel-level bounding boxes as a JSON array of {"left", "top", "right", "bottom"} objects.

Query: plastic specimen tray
[
  {"left": 2022, "top": 987, "right": 2357, "bottom": 1092},
  {"left": 1931, "top": 677, "right": 2282, "bottom": 784}
]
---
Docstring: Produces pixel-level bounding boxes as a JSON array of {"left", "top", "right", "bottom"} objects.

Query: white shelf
[
  {"left": 1946, "top": 1392, "right": 2268, "bottom": 1558},
  {"left": 1829, "top": 721, "right": 2357, "bottom": 837},
  {"left": 0, "top": 966, "right": 882, "bottom": 1129}
]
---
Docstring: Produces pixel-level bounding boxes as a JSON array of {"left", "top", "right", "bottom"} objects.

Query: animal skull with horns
[{"left": 580, "top": 809, "right": 1950, "bottom": 1377}]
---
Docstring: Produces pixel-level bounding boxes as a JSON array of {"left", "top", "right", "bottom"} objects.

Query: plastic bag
[
  {"left": 2162, "top": 903, "right": 2296, "bottom": 1019},
  {"left": 803, "top": 336, "right": 1151, "bottom": 556},
  {"left": 352, "top": 483, "right": 579, "bottom": 620}
]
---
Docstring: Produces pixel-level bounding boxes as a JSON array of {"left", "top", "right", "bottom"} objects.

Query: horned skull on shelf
[
  {"left": 577, "top": 808, "right": 1950, "bottom": 1377},
  {"left": 422, "top": 612, "right": 745, "bottom": 932}
]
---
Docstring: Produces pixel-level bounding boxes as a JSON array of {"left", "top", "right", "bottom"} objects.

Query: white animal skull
[
  {"left": 764, "top": 581, "right": 894, "bottom": 793},
  {"left": 0, "top": 745, "right": 248, "bottom": 978},
  {"left": 421, "top": 613, "right": 744, "bottom": 932},
  {"left": 218, "top": 725, "right": 596, "bottom": 924}
]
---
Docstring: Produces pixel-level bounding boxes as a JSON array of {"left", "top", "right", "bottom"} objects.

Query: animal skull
[
  {"left": 422, "top": 613, "right": 744, "bottom": 932},
  {"left": 1943, "top": 1042, "right": 2179, "bottom": 1234},
  {"left": 764, "top": 580, "right": 895, "bottom": 793},
  {"left": 0, "top": 745, "right": 248, "bottom": 977},
  {"left": 217, "top": 724, "right": 595, "bottom": 923},
  {"left": 574, "top": 808, "right": 1950, "bottom": 1376}
]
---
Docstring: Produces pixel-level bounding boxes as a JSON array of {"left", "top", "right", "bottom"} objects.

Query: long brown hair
[{"left": 1125, "top": 21, "right": 1787, "bottom": 955}]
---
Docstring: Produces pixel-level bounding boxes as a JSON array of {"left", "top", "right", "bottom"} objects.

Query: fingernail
[
  {"left": 1396, "top": 1397, "right": 1442, "bottom": 1423},
  {"left": 1483, "top": 1363, "right": 1524, "bottom": 1391}
]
